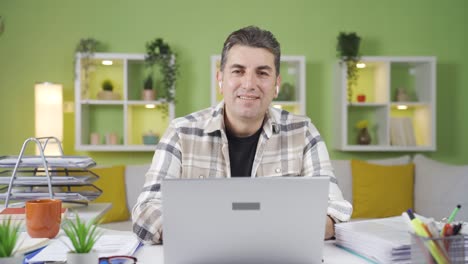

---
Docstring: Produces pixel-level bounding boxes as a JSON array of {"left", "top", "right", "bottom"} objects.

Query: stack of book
[{"left": 390, "top": 117, "right": 416, "bottom": 146}]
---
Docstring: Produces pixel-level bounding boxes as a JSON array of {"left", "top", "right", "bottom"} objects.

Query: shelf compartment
[
  {"left": 127, "top": 59, "right": 147, "bottom": 101},
  {"left": 347, "top": 105, "right": 388, "bottom": 147},
  {"left": 127, "top": 104, "right": 169, "bottom": 145},
  {"left": 390, "top": 61, "right": 433, "bottom": 103},
  {"left": 80, "top": 57, "right": 124, "bottom": 100},
  {"left": 352, "top": 61, "right": 389, "bottom": 104},
  {"left": 390, "top": 104, "right": 433, "bottom": 147},
  {"left": 80, "top": 104, "right": 124, "bottom": 145}
]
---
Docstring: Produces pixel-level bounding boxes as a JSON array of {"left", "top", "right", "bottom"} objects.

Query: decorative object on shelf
[
  {"left": 275, "top": 82, "right": 295, "bottom": 101},
  {"left": 63, "top": 213, "right": 101, "bottom": 264},
  {"left": 355, "top": 120, "right": 371, "bottom": 145},
  {"left": 396, "top": 87, "right": 410, "bottom": 102},
  {"left": 0, "top": 217, "right": 22, "bottom": 263},
  {"left": 336, "top": 32, "right": 361, "bottom": 103},
  {"left": 356, "top": 94, "right": 366, "bottom": 102},
  {"left": 90, "top": 132, "right": 100, "bottom": 145},
  {"left": 105, "top": 132, "right": 118, "bottom": 145},
  {"left": 142, "top": 131, "right": 159, "bottom": 145},
  {"left": 142, "top": 75, "right": 156, "bottom": 101},
  {"left": 97, "top": 79, "right": 121, "bottom": 100},
  {"left": 144, "top": 38, "right": 178, "bottom": 104},
  {"left": 75, "top": 38, "right": 100, "bottom": 98}
]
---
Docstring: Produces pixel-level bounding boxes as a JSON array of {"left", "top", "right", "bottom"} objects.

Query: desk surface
[{"left": 133, "top": 240, "right": 368, "bottom": 264}]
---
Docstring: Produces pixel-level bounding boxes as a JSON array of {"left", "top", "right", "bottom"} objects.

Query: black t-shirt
[{"left": 226, "top": 128, "right": 262, "bottom": 177}]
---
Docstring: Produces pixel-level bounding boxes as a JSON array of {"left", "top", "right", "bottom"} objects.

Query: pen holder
[{"left": 411, "top": 233, "right": 466, "bottom": 264}]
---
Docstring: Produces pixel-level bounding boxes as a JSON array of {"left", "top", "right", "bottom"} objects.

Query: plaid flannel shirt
[{"left": 132, "top": 101, "right": 352, "bottom": 243}]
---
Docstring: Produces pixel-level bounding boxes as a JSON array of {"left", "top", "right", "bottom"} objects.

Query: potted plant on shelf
[
  {"left": 0, "top": 218, "right": 23, "bottom": 263},
  {"left": 62, "top": 214, "right": 101, "bottom": 264},
  {"left": 355, "top": 119, "right": 371, "bottom": 145},
  {"left": 97, "top": 79, "right": 121, "bottom": 100},
  {"left": 336, "top": 32, "right": 362, "bottom": 103},
  {"left": 144, "top": 38, "right": 178, "bottom": 104},
  {"left": 142, "top": 75, "right": 156, "bottom": 101}
]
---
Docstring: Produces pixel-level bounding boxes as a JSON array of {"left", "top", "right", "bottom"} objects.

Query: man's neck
[{"left": 224, "top": 114, "right": 264, "bottom": 137}]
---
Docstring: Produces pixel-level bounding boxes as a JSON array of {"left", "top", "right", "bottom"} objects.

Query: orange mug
[{"left": 25, "top": 199, "right": 62, "bottom": 238}]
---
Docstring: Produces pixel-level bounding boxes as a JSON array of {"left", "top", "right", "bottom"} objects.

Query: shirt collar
[{"left": 204, "top": 100, "right": 280, "bottom": 139}]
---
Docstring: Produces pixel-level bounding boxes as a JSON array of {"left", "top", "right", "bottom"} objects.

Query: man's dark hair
[{"left": 220, "top": 26, "right": 281, "bottom": 76}]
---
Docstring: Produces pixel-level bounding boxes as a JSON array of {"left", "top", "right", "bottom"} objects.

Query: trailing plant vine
[
  {"left": 336, "top": 32, "right": 361, "bottom": 103},
  {"left": 145, "top": 38, "right": 178, "bottom": 104},
  {"left": 75, "top": 38, "right": 100, "bottom": 98}
]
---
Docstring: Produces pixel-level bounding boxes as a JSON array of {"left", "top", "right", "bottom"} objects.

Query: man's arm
[
  {"left": 302, "top": 121, "right": 353, "bottom": 239},
  {"left": 132, "top": 124, "right": 182, "bottom": 244}
]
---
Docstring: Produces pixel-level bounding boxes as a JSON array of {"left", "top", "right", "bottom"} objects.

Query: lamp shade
[{"left": 34, "top": 82, "right": 63, "bottom": 155}]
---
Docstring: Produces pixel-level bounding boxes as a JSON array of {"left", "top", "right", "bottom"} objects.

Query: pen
[
  {"left": 447, "top": 204, "right": 461, "bottom": 223},
  {"left": 407, "top": 209, "right": 449, "bottom": 264}
]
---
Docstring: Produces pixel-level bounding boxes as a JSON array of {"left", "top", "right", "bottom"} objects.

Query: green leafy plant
[
  {"left": 144, "top": 38, "right": 178, "bottom": 103},
  {"left": 336, "top": 32, "right": 362, "bottom": 102},
  {"left": 144, "top": 75, "right": 154, "bottom": 90},
  {"left": 101, "top": 79, "right": 114, "bottom": 91},
  {"left": 62, "top": 214, "right": 101, "bottom": 254},
  {"left": 0, "top": 218, "right": 21, "bottom": 258}
]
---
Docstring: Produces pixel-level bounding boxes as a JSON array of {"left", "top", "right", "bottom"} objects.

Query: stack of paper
[
  {"left": 390, "top": 117, "right": 416, "bottom": 147},
  {"left": 26, "top": 233, "right": 140, "bottom": 263},
  {"left": 335, "top": 216, "right": 412, "bottom": 263}
]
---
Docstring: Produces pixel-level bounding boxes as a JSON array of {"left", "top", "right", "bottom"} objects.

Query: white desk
[{"left": 134, "top": 241, "right": 368, "bottom": 264}]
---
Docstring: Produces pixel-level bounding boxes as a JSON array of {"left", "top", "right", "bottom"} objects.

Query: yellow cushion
[
  {"left": 89, "top": 165, "right": 130, "bottom": 223},
  {"left": 351, "top": 159, "right": 414, "bottom": 219}
]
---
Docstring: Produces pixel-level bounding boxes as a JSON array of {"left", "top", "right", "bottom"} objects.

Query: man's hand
[{"left": 324, "top": 215, "right": 335, "bottom": 240}]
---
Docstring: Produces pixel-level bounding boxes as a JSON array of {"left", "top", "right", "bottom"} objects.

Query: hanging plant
[
  {"left": 336, "top": 32, "right": 361, "bottom": 103},
  {"left": 75, "top": 38, "right": 100, "bottom": 98},
  {"left": 144, "top": 38, "right": 178, "bottom": 104}
]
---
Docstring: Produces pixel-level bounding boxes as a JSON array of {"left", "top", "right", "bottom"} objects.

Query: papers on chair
[
  {"left": 335, "top": 216, "right": 412, "bottom": 264},
  {"left": 26, "top": 234, "right": 140, "bottom": 263}
]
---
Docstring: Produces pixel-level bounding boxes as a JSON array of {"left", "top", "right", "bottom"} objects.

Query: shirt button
[{"left": 275, "top": 168, "right": 281, "bottom": 173}]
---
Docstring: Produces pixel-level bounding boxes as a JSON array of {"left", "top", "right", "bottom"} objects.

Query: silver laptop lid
[{"left": 162, "top": 177, "right": 330, "bottom": 264}]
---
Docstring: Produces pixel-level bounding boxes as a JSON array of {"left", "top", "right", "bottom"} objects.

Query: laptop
[{"left": 162, "top": 177, "right": 330, "bottom": 264}]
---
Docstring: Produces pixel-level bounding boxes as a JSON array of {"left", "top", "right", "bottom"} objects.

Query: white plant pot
[
  {"left": 67, "top": 251, "right": 99, "bottom": 264},
  {"left": 0, "top": 255, "right": 23, "bottom": 264}
]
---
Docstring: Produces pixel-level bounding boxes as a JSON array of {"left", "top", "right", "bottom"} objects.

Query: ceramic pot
[
  {"left": 357, "top": 128, "right": 371, "bottom": 145},
  {"left": 141, "top": 89, "right": 155, "bottom": 101},
  {"left": 0, "top": 255, "right": 23, "bottom": 264},
  {"left": 67, "top": 251, "right": 99, "bottom": 264},
  {"left": 97, "top": 90, "right": 121, "bottom": 100}
]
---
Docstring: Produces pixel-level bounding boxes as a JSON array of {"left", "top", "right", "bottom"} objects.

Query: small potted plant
[
  {"left": 0, "top": 218, "right": 23, "bottom": 263},
  {"left": 97, "top": 79, "right": 121, "bottom": 100},
  {"left": 142, "top": 75, "right": 156, "bottom": 101},
  {"left": 62, "top": 213, "right": 101, "bottom": 264},
  {"left": 355, "top": 120, "right": 371, "bottom": 145}
]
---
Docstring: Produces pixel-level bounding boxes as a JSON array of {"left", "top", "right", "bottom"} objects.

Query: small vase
[
  {"left": 141, "top": 89, "right": 155, "bottom": 101},
  {"left": 0, "top": 255, "right": 23, "bottom": 264},
  {"left": 67, "top": 251, "right": 99, "bottom": 264},
  {"left": 357, "top": 128, "right": 371, "bottom": 145}
]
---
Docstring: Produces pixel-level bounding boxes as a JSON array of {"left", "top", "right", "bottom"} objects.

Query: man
[{"left": 132, "top": 25, "right": 352, "bottom": 244}]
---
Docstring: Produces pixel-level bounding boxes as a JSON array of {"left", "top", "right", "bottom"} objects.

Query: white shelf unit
[
  {"left": 334, "top": 56, "right": 436, "bottom": 152},
  {"left": 75, "top": 52, "right": 175, "bottom": 151},
  {"left": 210, "top": 55, "right": 306, "bottom": 115}
]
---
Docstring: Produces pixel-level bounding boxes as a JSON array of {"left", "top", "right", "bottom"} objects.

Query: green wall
[{"left": 1, "top": 0, "right": 467, "bottom": 165}]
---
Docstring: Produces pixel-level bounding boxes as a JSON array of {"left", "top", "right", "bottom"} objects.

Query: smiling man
[{"left": 132, "top": 26, "right": 352, "bottom": 244}]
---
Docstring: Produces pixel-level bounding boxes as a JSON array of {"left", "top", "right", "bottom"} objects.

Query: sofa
[{"left": 100, "top": 154, "right": 468, "bottom": 231}]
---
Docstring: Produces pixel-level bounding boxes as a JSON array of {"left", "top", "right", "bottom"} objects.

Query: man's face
[{"left": 218, "top": 45, "right": 280, "bottom": 124}]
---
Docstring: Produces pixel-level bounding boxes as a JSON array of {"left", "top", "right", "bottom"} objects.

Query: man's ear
[
  {"left": 216, "top": 71, "right": 223, "bottom": 94},
  {"left": 274, "top": 75, "right": 282, "bottom": 98}
]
